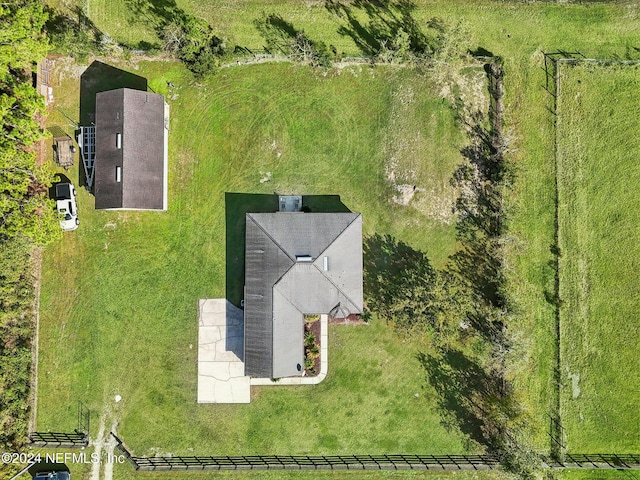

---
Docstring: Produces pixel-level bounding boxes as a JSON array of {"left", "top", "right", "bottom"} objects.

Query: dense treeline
[
  {"left": 0, "top": 238, "right": 36, "bottom": 448},
  {"left": 0, "top": 0, "right": 58, "bottom": 453}
]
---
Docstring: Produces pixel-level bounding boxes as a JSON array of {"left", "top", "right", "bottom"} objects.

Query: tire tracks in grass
[{"left": 90, "top": 404, "right": 120, "bottom": 480}]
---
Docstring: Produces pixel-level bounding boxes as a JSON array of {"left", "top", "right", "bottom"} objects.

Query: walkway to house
[{"left": 197, "top": 299, "right": 251, "bottom": 403}]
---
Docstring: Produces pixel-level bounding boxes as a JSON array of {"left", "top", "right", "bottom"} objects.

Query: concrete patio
[{"left": 197, "top": 299, "right": 250, "bottom": 403}]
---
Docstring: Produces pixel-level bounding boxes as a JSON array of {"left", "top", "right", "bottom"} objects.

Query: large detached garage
[{"left": 94, "top": 88, "right": 169, "bottom": 210}]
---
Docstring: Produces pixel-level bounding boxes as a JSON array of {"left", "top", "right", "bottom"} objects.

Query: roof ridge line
[
  {"left": 276, "top": 264, "right": 358, "bottom": 315},
  {"left": 316, "top": 213, "right": 361, "bottom": 259},
  {"left": 246, "top": 213, "right": 296, "bottom": 263},
  {"left": 313, "top": 213, "right": 362, "bottom": 312},
  {"left": 246, "top": 214, "right": 296, "bottom": 288},
  {"left": 312, "top": 262, "right": 360, "bottom": 313},
  {"left": 272, "top": 284, "right": 304, "bottom": 316}
]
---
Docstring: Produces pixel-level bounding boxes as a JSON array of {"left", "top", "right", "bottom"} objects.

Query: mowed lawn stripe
[{"left": 556, "top": 62, "right": 640, "bottom": 452}]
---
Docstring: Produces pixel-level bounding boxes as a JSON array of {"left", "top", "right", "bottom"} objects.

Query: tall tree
[
  {"left": 0, "top": 0, "right": 58, "bottom": 245},
  {"left": 0, "top": 0, "right": 57, "bottom": 458},
  {"left": 0, "top": 1, "right": 49, "bottom": 76}
]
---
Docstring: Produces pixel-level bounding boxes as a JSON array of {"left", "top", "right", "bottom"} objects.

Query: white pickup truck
[{"left": 55, "top": 183, "right": 79, "bottom": 231}]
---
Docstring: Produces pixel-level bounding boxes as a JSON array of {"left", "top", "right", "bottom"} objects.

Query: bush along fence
[{"left": 110, "top": 434, "right": 639, "bottom": 473}]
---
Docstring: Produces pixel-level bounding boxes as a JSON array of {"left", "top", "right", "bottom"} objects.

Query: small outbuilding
[{"left": 94, "top": 88, "right": 169, "bottom": 210}]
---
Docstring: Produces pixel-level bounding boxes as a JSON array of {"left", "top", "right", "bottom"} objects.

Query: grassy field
[
  {"left": 556, "top": 62, "right": 640, "bottom": 452},
  {"left": 47, "top": 0, "right": 640, "bottom": 61},
  {"left": 98, "top": 466, "right": 640, "bottom": 480},
  {"left": 37, "top": 0, "right": 640, "bottom": 467},
  {"left": 37, "top": 57, "right": 474, "bottom": 467}
]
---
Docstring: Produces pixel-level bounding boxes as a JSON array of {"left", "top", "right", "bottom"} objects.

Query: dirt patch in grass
[
  {"left": 382, "top": 70, "right": 473, "bottom": 225},
  {"left": 437, "top": 65, "right": 490, "bottom": 123},
  {"left": 54, "top": 56, "right": 88, "bottom": 81}
]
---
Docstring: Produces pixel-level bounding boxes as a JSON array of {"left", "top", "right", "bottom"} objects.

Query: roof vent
[
  {"left": 323, "top": 256, "right": 329, "bottom": 271},
  {"left": 296, "top": 255, "right": 313, "bottom": 262}
]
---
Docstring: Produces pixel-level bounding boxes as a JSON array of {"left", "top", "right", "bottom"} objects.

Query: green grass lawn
[
  {"left": 556, "top": 62, "right": 640, "bottom": 452},
  {"left": 37, "top": 59, "right": 472, "bottom": 463},
  {"left": 110, "top": 466, "right": 515, "bottom": 480},
  {"left": 37, "top": 0, "right": 640, "bottom": 464},
  {"left": 50, "top": 0, "right": 640, "bottom": 62}
]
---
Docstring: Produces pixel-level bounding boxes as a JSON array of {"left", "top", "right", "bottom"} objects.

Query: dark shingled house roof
[
  {"left": 244, "top": 212, "right": 363, "bottom": 378},
  {"left": 94, "top": 88, "right": 168, "bottom": 210}
]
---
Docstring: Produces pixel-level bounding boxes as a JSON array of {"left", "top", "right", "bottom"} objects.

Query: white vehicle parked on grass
[{"left": 55, "top": 182, "right": 79, "bottom": 231}]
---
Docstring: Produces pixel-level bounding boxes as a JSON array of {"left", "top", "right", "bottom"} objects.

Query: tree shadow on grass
[
  {"left": 416, "top": 347, "right": 519, "bottom": 452},
  {"left": 254, "top": 13, "right": 299, "bottom": 54},
  {"left": 363, "top": 233, "right": 437, "bottom": 329},
  {"left": 324, "top": 0, "right": 437, "bottom": 58},
  {"left": 417, "top": 349, "right": 489, "bottom": 447},
  {"left": 423, "top": 66, "right": 540, "bottom": 479},
  {"left": 445, "top": 110, "right": 511, "bottom": 343},
  {"left": 253, "top": 13, "right": 334, "bottom": 66},
  {"left": 417, "top": 348, "right": 541, "bottom": 480},
  {"left": 125, "top": 0, "right": 189, "bottom": 30},
  {"left": 44, "top": 5, "right": 105, "bottom": 61},
  {"left": 125, "top": 0, "right": 225, "bottom": 76}
]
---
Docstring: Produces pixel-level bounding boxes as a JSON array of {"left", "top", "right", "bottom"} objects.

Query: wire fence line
[{"left": 543, "top": 53, "right": 640, "bottom": 463}]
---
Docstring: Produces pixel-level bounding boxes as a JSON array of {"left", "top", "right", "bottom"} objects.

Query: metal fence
[
  {"left": 29, "top": 431, "right": 88, "bottom": 447},
  {"left": 111, "top": 434, "right": 640, "bottom": 472},
  {"left": 28, "top": 401, "right": 90, "bottom": 448},
  {"left": 544, "top": 454, "right": 640, "bottom": 470},
  {"left": 111, "top": 434, "right": 499, "bottom": 471},
  {"left": 77, "top": 400, "right": 90, "bottom": 435},
  {"left": 134, "top": 455, "right": 499, "bottom": 471}
]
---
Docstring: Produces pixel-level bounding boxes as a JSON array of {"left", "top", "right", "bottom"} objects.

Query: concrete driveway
[{"left": 197, "top": 299, "right": 250, "bottom": 403}]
